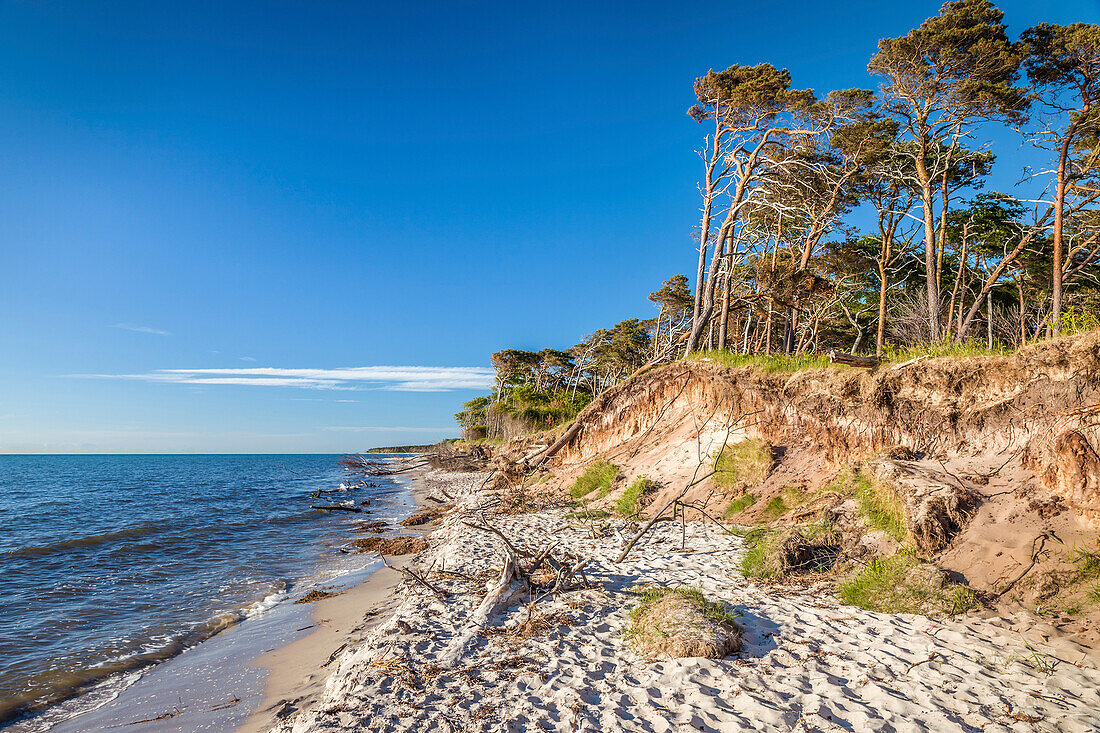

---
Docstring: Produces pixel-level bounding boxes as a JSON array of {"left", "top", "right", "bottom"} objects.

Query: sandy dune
[{"left": 271, "top": 470, "right": 1100, "bottom": 732}]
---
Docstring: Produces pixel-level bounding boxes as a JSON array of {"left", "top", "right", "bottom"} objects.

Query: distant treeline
[{"left": 363, "top": 444, "right": 443, "bottom": 454}]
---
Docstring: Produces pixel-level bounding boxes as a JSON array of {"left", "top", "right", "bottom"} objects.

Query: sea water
[{"left": 0, "top": 454, "right": 412, "bottom": 729}]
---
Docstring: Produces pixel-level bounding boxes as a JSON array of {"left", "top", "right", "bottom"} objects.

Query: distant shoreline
[{"left": 362, "top": 444, "right": 443, "bottom": 454}]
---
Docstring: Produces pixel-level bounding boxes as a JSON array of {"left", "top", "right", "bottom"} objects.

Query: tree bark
[
  {"left": 684, "top": 217, "right": 734, "bottom": 354},
  {"left": 914, "top": 137, "right": 941, "bottom": 340},
  {"left": 1051, "top": 128, "right": 1073, "bottom": 335},
  {"left": 717, "top": 235, "right": 732, "bottom": 350},
  {"left": 876, "top": 263, "right": 889, "bottom": 358},
  {"left": 987, "top": 288, "right": 994, "bottom": 349},
  {"left": 828, "top": 350, "right": 880, "bottom": 368}
]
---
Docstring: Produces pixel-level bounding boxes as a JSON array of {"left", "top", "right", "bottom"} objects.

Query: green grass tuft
[
  {"left": 627, "top": 586, "right": 740, "bottom": 627},
  {"left": 838, "top": 555, "right": 977, "bottom": 616},
  {"left": 565, "top": 509, "right": 610, "bottom": 520},
  {"left": 1059, "top": 306, "right": 1100, "bottom": 336},
  {"left": 758, "top": 486, "right": 806, "bottom": 521},
  {"left": 829, "top": 468, "right": 908, "bottom": 542},
  {"left": 712, "top": 439, "right": 774, "bottom": 495},
  {"left": 740, "top": 533, "right": 778, "bottom": 579},
  {"left": 723, "top": 493, "right": 756, "bottom": 518},
  {"left": 570, "top": 460, "right": 619, "bottom": 499},
  {"left": 615, "top": 476, "right": 655, "bottom": 516},
  {"left": 1072, "top": 545, "right": 1100, "bottom": 579},
  {"left": 687, "top": 350, "right": 829, "bottom": 373},
  {"left": 760, "top": 496, "right": 789, "bottom": 520}
]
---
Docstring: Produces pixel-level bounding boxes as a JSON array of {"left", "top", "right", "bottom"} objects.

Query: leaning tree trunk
[
  {"left": 876, "top": 262, "right": 889, "bottom": 358},
  {"left": 684, "top": 218, "right": 734, "bottom": 355},
  {"left": 1051, "top": 132, "right": 1072, "bottom": 336},
  {"left": 717, "top": 238, "right": 732, "bottom": 350},
  {"left": 914, "top": 146, "right": 940, "bottom": 341}
]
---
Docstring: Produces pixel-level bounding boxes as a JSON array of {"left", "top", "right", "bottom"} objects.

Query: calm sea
[{"left": 0, "top": 454, "right": 410, "bottom": 729}]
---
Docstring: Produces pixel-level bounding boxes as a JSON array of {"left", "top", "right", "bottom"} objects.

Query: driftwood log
[
  {"left": 439, "top": 549, "right": 530, "bottom": 667},
  {"left": 379, "top": 554, "right": 450, "bottom": 599},
  {"left": 827, "top": 349, "right": 880, "bottom": 369},
  {"left": 311, "top": 504, "right": 362, "bottom": 513}
]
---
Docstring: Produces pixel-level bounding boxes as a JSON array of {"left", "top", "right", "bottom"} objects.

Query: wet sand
[{"left": 239, "top": 479, "right": 432, "bottom": 732}]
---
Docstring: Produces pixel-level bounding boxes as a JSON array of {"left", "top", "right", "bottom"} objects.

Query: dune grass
[
  {"left": 740, "top": 521, "right": 836, "bottom": 580},
  {"left": 565, "top": 508, "right": 610, "bottom": 520},
  {"left": 688, "top": 350, "right": 829, "bottom": 373},
  {"left": 838, "top": 555, "right": 977, "bottom": 615},
  {"left": 570, "top": 460, "right": 619, "bottom": 499},
  {"left": 1072, "top": 545, "right": 1100, "bottom": 578},
  {"left": 829, "top": 468, "right": 908, "bottom": 542},
  {"left": 1071, "top": 545, "right": 1100, "bottom": 607},
  {"left": 712, "top": 438, "right": 774, "bottom": 496},
  {"left": 627, "top": 586, "right": 740, "bottom": 627},
  {"left": 758, "top": 485, "right": 807, "bottom": 521},
  {"left": 740, "top": 529, "right": 785, "bottom": 579},
  {"left": 615, "top": 476, "right": 655, "bottom": 516},
  {"left": 723, "top": 493, "right": 756, "bottom": 518}
]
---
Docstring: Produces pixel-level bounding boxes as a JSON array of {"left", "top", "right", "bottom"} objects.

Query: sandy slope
[{"left": 272, "top": 470, "right": 1100, "bottom": 733}]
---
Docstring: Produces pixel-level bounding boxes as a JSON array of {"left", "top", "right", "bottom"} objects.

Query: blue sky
[{"left": 1, "top": 0, "right": 1097, "bottom": 453}]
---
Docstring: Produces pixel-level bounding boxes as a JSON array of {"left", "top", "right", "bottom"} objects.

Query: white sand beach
[{"left": 262, "top": 469, "right": 1100, "bottom": 733}]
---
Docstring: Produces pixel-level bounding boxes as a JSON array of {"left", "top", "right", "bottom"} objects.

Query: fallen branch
[
  {"left": 311, "top": 504, "right": 362, "bottom": 513},
  {"left": 379, "top": 553, "right": 450, "bottom": 600},
  {"left": 889, "top": 354, "right": 931, "bottom": 371},
  {"left": 615, "top": 471, "right": 718, "bottom": 563},
  {"left": 615, "top": 403, "right": 750, "bottom": 563},
  {"left": 439, "top": 549, "right": 530, "bottom": 667},
  {"left": 463, "top": 520, "right": 529, "bottom": 568},
  {"left": 827, "top": 349, "right": 880, "bottom": 369},
  {"left": 996, "top": 532, "right": 1061, "bottom": 598},
  {"left": 906, "top": 652, "right": 939, "bottom": 672}
]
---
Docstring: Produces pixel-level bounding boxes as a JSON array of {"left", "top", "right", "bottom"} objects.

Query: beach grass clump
[
  {"left": 740, "top": 530, "right": 782, "bottom": 579},
  {"left": 712, "top": 438, "right": 774, "bottom": 495},
  {"left": 830, "top": 468, "right": 908, "bottom": 542},
  {"left": 565, "top": 508, "right": 611, "bottom": 521},
  {"left": 570, "top": 460, "right": 619, "bottom": 499},
  {"left": 687, "top": 350, "right": 829, "bottom": 373},
  {"left": 838, "top": 555, "right": 978, "bottom": 616},
  {"left": 758, "top": 485, "right": 806, "bottom": 521},
  {"left": 1070, "top": 545, "right": 1100, "bottom": 606},
  {"left": 625, "top": 586, "right": 742, "bottom": 659},
  {"left": 615, "top": 476, "right": 656, "bottom": 516},
  {"left": 723, "top": 493, "right": 756, "bottom": 518},
  {"left": 1072, "top": 544, "right": 1100, "bottom": 579},
  {"left": 740, "top": 522, "right": 839, "bottom": 579}
]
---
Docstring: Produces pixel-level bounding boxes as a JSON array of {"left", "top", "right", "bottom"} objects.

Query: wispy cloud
[
  {"left": 73, "top": 365, "right": 495, "bottom": 392},
  {"left": 240, "top": 356, "right": 257, "bottom": 361},
  {"left": 113, "top": 323, "right": 172, "bottom": 336}
]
